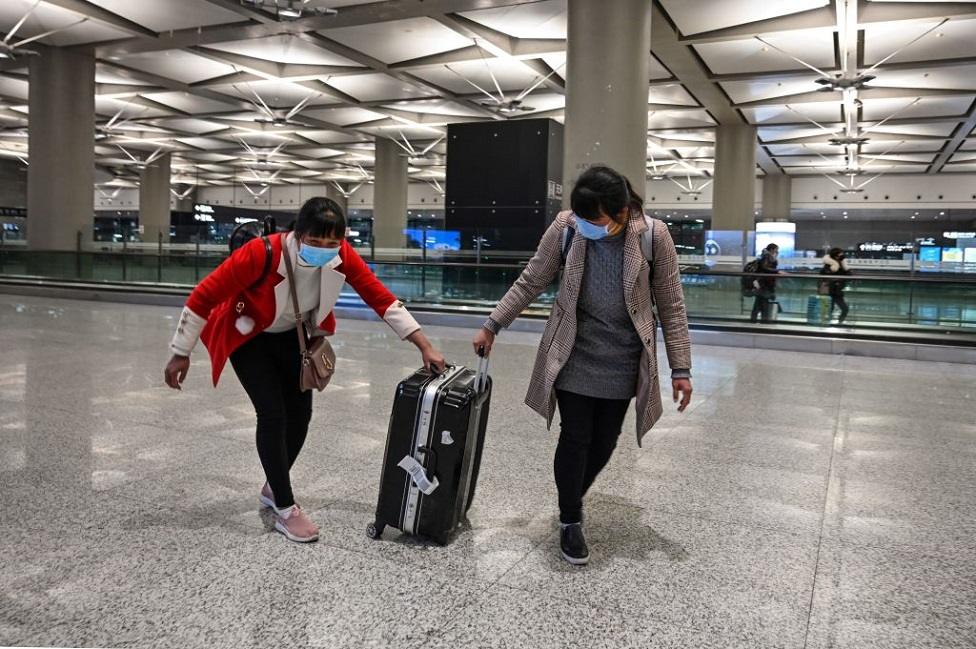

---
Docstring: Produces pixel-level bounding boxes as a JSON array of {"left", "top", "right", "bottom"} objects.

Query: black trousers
[
  {"left": 230, "top": 330, "right": 312, "bottom": 509},
  {"left": 554, "top": 390, "right": 631, "bottom": 525},
  {"left": 750, "top": 291, "right": 775, "bottom": 323},
  {"left": 830, "top": 293, "right": 849, "bottom": 322}
]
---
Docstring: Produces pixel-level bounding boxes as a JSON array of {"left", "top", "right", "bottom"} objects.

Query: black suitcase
[{"left": 367, "top": 352, "right": 491, "bottom": 545}]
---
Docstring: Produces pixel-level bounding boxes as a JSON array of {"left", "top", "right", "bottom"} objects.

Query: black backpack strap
[
  {"left": 561, "top": 223, "right": 575, "bottom": 264},
  {"left": 247, "top": 235, "right": 273, "bottom": 291},
  {"left": 640, "top": 214, "right": 655, "bottom": 282}
]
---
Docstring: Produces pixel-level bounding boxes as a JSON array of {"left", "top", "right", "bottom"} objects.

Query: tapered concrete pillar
[
  {"left": 139, "top": 152, "right": 172, "bottom": 243},
  {"left": 711, "top": 124, "right": 758, "bottom": 231},
  {"left": 762, "top": 174, "right": 792, "bottom": 220},
  {"left": 562, "top": 0, "right": 651, "bottom": 202},
  {"left": 27, "top": 47, "right": 95, "bottom": 251},
  {"left": 373, "top": 137, "right": 408, "bottom": 249}
]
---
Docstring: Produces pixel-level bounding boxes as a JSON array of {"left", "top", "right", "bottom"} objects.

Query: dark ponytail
[{"left": 570, "top": 166, "right": 643, "bottom": 225}]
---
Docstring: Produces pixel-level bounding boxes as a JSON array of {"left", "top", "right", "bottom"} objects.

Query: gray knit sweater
[
  {"left": 551, "top": 231, "right": 643, "bottom": 399},
  {"left": 484, "top": 229, "right": 691, "bottom": 397}
]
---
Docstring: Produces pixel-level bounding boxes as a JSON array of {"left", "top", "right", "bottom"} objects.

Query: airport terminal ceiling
[{"left": 0, "top": 0, "right": 974, "bottom": 194}]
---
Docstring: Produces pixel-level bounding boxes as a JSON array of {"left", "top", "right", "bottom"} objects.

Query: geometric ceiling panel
[
  {"left": 871, "top": 64, "right": 976, "bottom": 92},
  {"left": 659, "top": 0, "right": 829, "bottom": 37},
  {"left": 324, "top": 73, "right": 433, "bottom": 103},
  {"left": 743, "top": 103, "right": 841, "bottom": 125},
  {"left": 648, "top": 109, "right": 715, "bottom": 129},
  {"left": 0, "top": 2, "right": 130, "bottom": 46},
  {"left": 461, "top": 1, "right": 568, "bottom": 39},
  {"left": 85, "top": 0, "right": 246, "bottom": 32},
  {"left": 114, "top": 51, "right": 237, "bottom": 85},
  {"left": 206, "top": 36, "right": 362, "bottom": 67},
  {"left": 869, "top": 122, "right": 959, "bottom": 138},
  {"left": 0, "top": 77, "right": 29, "bottom": 102},
  {"left": 215, "top": 79, "right": 328, "bottom": 108},
  {"left": 409, "top": 58, "right": 545, "bottom": 95},
  {"left": 321, "top": 18, "right": 474, "bottom": 65},
  {"left": 648, "top": 83, "right": 699, "bottom": 107},
  {"left": 860, "top": 95, "right": 976, "bottom": 121},
  {"left": 719, "top": 76, "right": 822, "bottom": 105},
  {"left": 303, "top": 106, "right": 388, "bottom": 126},
  {"left": 693, "top": 29, "right": 835, "bottom": 75},
  {"left": 944, "top": 162, "right": 976, "bottom": 172},
  {"left": 153, "top": 118, "right": 227, "bottom": 135},
  {"left": 863, "top": 18, "right": 976, "bottom": 67},
  {"left": 141, "top": 92, "right": 240, "bottom": 115}
]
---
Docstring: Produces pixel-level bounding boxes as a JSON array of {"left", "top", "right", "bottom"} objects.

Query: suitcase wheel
[{"left": 366, "top": 522, "right": 385, "bottom": 540}]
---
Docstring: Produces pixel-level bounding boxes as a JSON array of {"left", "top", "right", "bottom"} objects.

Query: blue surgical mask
[
  {"left": 299, "top": 243, "right": 339, "bottom": 267},
  {"left": 575, "top": 215, "right": 610, "bottom": 241}
]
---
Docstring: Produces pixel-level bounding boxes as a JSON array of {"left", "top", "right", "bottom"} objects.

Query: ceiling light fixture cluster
[{"left": 757, "top": 3, "right": 950, "bottom": 189}]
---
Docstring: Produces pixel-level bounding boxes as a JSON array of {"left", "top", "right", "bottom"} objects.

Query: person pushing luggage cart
[{"left": 472, "top": 166, "right": 694, "bottom": 566}]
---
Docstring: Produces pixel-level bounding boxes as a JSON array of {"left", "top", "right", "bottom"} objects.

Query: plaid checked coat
[{"left": 488, "top": 210, "right": 692, "bottom": 446}]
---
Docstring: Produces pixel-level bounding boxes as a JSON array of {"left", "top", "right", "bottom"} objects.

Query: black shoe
[{"left": 560, "top": 523, "right": 589, "bottom": 566}]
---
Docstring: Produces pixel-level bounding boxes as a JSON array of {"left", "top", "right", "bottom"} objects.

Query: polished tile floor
[{"left": 1, "top": 294, "right": 975, "bottom": 649}]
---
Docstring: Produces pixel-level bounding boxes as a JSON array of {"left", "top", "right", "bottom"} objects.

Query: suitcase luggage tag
[{"left": 398, "top": 454, "right": 439, "bottom": 495}]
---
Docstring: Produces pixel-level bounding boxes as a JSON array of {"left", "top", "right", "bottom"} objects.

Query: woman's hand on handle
[
  {"left": 407, "top": 330, "right": 447, "bottom": 374},
  {"left": 472, "top": 328, "right": 495, "bottom": 357},
  {"left": 164, "top": 354, "right": 190, "bottom": 390},
  {"left": 672, "top": 378, "right": 693, "bottom": 412}
]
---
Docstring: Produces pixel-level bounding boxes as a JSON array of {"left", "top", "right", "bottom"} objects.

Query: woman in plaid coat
[{"left": 472, "top": 166, "right": 693, "bottom": 565}]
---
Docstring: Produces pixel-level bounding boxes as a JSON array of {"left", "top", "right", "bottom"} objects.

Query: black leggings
[
  {"left": 554, "top": 390, "right": 631, "bottom": 524},
  {"left": 831, "top": 293, "right": 849, "bottom": 322},
  {"left": 230, "top": 330, "right": 312, "bottom": 509}
]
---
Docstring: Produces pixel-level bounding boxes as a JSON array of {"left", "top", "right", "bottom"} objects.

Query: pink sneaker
[
  {"left": 259, "top": 483, "right": 275, "bottom": 509},
  {"left": 274, "top": 506, "right": 319, "bottom": 543}
]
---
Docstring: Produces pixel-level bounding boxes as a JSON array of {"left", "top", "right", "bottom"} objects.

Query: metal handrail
[{"left": 2, "top": 248, "right": 976, "bottom": 285}]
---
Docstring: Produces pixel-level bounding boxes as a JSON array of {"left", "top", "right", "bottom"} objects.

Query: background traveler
[
  {"left": 820, "top": 247, "right": 852, "bottom": 324},
  {"left": 749, "top": 243, "right": 782, "bottom": 323}
]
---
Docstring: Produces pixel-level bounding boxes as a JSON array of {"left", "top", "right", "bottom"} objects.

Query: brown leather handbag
[{"left": 282, "top": 245, "right": 336, "bottom": 392}]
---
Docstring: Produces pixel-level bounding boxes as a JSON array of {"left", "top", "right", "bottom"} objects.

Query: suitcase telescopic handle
[{"left": 474, "top": 345, "right": 490, "bottom": 394}]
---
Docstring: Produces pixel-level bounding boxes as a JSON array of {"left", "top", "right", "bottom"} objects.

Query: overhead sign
[
  {"left": 194, "top": 203, "right": 215, "bottom": 222},
  {"left": 857, "top": 242, "right": 914, "bottom": 253},
  {"left": 943, "top": 231, "right": 976, "bottom": 240}
]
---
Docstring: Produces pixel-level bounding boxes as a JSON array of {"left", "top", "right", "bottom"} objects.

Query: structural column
[
  {"left": 761, "top": 174, "right": 792, "bottom": 220},
  {"left": 711, "top": 124, "right": 758, "bottom": 231},
  {"left": 27, "top": 47, "right": 96, "bottom": 251},
  {"left": 562, "top": 0, "right": 651, "bottom": 201},
  {"left": 372, "top": 137, "right": 408, "bottom": 249},
  {"left": 139, "top": 152, "right": 172, "bottom": 243}
]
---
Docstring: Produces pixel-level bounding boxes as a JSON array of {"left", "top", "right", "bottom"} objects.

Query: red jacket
[{"left": 172, "top": 232, "right": 419, "bottom": 386}]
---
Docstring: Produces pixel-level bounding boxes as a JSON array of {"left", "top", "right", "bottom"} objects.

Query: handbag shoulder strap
[{"left": 280, "top": 235, "right": 308, "bottom": 356}]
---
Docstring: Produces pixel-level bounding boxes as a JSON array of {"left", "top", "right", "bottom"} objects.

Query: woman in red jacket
[{"left": 163, "top": 197, "right": 445, "bottom": 543}]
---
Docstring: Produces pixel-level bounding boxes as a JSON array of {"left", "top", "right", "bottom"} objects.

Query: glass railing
[{"left": 2, "top": 247, "right": 975, "bottom": 335}]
